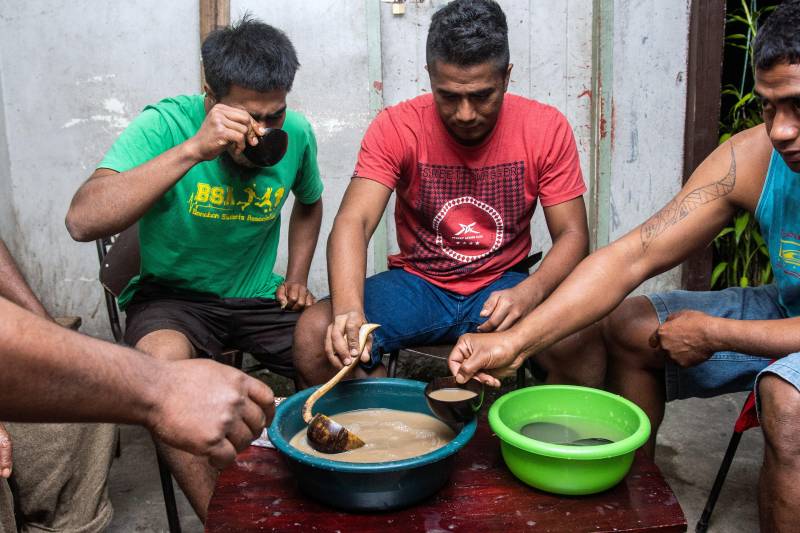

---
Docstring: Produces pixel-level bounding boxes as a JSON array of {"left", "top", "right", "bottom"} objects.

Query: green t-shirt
[{"left": 99, "top": 94, "right": 323, "bottom": 308}]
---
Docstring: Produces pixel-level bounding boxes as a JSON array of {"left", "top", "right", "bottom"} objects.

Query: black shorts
[{"left": 123, "top": 284, "right": 298, "bottom": 377}]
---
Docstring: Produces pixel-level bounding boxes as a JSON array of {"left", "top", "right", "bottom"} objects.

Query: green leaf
[
  {"left": 711, "top": 262, "right": 729, "bottom": 288},
  {"left": 762, "top": 263, "right": 773, "bottom": 284},
  {"left": 746, "top": 246, "right": 761, "bottom": 266},
  {"left": 740, "top": 275, "right": 749, "bottom": 288},
  {"left": 752, "top": 230, "right": 765, "bottom": 248},
  {"left": 734, "top": 212, "right": 750, "bottom": 244},
  {"left": 716, "top": 227, "right": 735, "bottom": 239},
  {"left": 733, "top": 93, "right": 754, "bottom": 113}
]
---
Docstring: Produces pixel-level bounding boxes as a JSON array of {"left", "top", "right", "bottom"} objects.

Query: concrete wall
[
  {"left": 0, "top": 52, "right": 18, "bottom": 249},
  {"left": 0, "top": 0, "right": 200, "bottom": 336},
  {"left": 611, "top": 0, "right": 691, "bottom": 293},
  {"left": 0, "top": 0, "right": 689, "bottom": 338}
]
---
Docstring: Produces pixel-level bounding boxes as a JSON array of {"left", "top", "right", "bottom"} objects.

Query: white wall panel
[
  {"left": 0, "top": 0, "right": 199, "bottom": 336},
  {"left": 612, "top": 0, "right": 690, "bottom": 294}
]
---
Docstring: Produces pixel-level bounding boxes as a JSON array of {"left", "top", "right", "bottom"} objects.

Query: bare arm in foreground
[
  {"left": 0, "top": 237, "right": 50, "bottom": 477},
  {"left": 0, "top": 239, "right": 50, "bottom": 319},
  {"left": 449, "top": 127, "right": 773, "bottom": 385},
  {"left": 0, "top": 296, "right": 274, "bottom": 469}
]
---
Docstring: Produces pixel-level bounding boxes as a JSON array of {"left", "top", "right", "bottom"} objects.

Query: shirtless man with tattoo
[{"left": 448, "top": 2, "right": 800, "bottom": 530}]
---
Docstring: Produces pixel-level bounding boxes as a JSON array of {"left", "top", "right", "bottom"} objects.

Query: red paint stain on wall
[{"left": 610, "top": 99, "right": 616, "bottom": 149}]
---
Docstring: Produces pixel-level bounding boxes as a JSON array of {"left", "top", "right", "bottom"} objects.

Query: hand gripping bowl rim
[
  {"left": 268, "top": 378, "right": 477, "bottom": 473},
  {"left": 488, "top": 385, "right": 651, "bottom": 460}
]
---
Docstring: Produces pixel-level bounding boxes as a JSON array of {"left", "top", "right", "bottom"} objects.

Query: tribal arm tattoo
[{"left": 640, "top": 143, "right": 736, "bottom": 251}]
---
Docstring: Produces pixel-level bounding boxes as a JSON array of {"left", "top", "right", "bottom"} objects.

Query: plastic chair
[
  {"left": 96, "top": 225, "right": 139, "bottom": 344},
  {"left": 696, "top": 390, "right": 760, "bottom": 533}
]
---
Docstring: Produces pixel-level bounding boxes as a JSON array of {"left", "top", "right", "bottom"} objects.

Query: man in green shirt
[{"left": 66, "top": 16, "right": 323, "bottom": 521}]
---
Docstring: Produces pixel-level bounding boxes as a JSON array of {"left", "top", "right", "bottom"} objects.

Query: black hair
[
  {"left": 201, "top": 14, "right": 299, "bottom": 98},
  {"left": 754, "top": 0, "right": 800, "bottom": 70},
  {"left": 426, "top": 0, "right": 509, "bottom": 72}
]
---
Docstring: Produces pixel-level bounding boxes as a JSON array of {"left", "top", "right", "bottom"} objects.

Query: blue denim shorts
[
  {"left": 360, "top": 268, "right": 527, "bottom": 368},
  {"left": 646, "top": 284, "right": 800, "bottom": 403}
]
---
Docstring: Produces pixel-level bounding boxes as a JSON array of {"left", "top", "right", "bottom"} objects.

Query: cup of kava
[{"left": 424, "top": 375, "right": 484, "bottom": 426}]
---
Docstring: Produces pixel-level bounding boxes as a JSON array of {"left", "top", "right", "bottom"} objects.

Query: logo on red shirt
[{"left": 433, "top": 196, "right": 503, "bottom": 263}]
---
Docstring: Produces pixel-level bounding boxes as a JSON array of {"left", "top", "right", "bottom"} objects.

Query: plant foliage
[{"left": 711, "top": 0, "right": 776, "bottom": 289}]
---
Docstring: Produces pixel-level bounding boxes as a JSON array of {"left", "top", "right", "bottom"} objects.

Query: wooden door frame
[
  {"left": 681, "top": 0, "right": 726, "bottom": 290},
  {"left": 199, "top": 0, "right": 231, "bottom": 90}
]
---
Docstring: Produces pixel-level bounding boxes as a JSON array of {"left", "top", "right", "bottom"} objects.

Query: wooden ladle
[{"left": 302, "top": 323, "right": 380, "bottom": 453}]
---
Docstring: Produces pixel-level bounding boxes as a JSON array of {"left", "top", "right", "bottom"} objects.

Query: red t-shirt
[{"left": 353, "top": 93, "right": 585, "bottom": 295}]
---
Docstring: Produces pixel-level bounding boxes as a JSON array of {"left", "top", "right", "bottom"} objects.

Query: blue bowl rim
[
  {"left": 488, "top": 385, "right": 651, "bottom": 460},
  {"left": 268, "top": 378, "right": 477, "bottom": 473}
]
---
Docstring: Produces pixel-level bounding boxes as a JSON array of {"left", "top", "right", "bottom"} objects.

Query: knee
[
  {"left": 760, "top": 375, "right": 800, "bottom": 464},
  {"left": 135, "top": 330, "right": 194, "bottom": 361},
  {"left": 602, "top": 296, "right": 660, "bottom": 368},
  {"left": 292, "top": 302, "right": 330, "bottom": 359},
  {"left": 537, "top": 322, "right": 605, "bottom": 387}
]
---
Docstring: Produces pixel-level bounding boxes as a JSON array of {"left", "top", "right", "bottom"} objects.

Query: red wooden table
[{"left": 207, "top": 421, "right": 686, "bottom": 533}]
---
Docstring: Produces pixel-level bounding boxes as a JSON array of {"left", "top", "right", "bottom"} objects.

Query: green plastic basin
[{"left": 488, "top": 385, "right": 651, "bottom": 495}]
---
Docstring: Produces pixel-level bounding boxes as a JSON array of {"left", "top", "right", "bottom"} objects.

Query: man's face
[
  {"left": 207, "top": 84, "right": 288, "bottom": 167},
  {"left": 755, "top": 62, "right": 800, "bottom": 172},
  {"left": 428, "top": 60, "right": 512, "bottom": 146}
]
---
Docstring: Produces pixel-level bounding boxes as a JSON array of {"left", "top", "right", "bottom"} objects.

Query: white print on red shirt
[
  {"left": 407, "top": 161, "right": 527, "bottom": 277},
  {"left": 433, "top": 197, "right": 503, "bottom": 263}
]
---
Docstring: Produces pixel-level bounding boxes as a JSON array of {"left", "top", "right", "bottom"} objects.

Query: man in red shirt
[{"left": 294, "top": 0, "right": 589, "bottom": 385}]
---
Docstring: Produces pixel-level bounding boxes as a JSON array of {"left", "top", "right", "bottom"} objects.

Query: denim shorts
[
  {"left": 646, "top": 284, "right": 800, "bottom": 403},
  {"left": 361, "top": 268, "right": 527, "bottom": 368}
]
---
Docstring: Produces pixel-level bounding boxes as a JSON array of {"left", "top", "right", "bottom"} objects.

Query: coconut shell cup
[
  {"left": 242, "top": 128, "right": 288, "bottom": 167},
  {"left": 424, "top": 376, "right": 484, "bottom": 427}
]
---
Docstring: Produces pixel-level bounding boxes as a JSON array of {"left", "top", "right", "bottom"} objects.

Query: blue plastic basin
[{"left": 268, "top": 378, "right": 476, "bottom": 511}]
